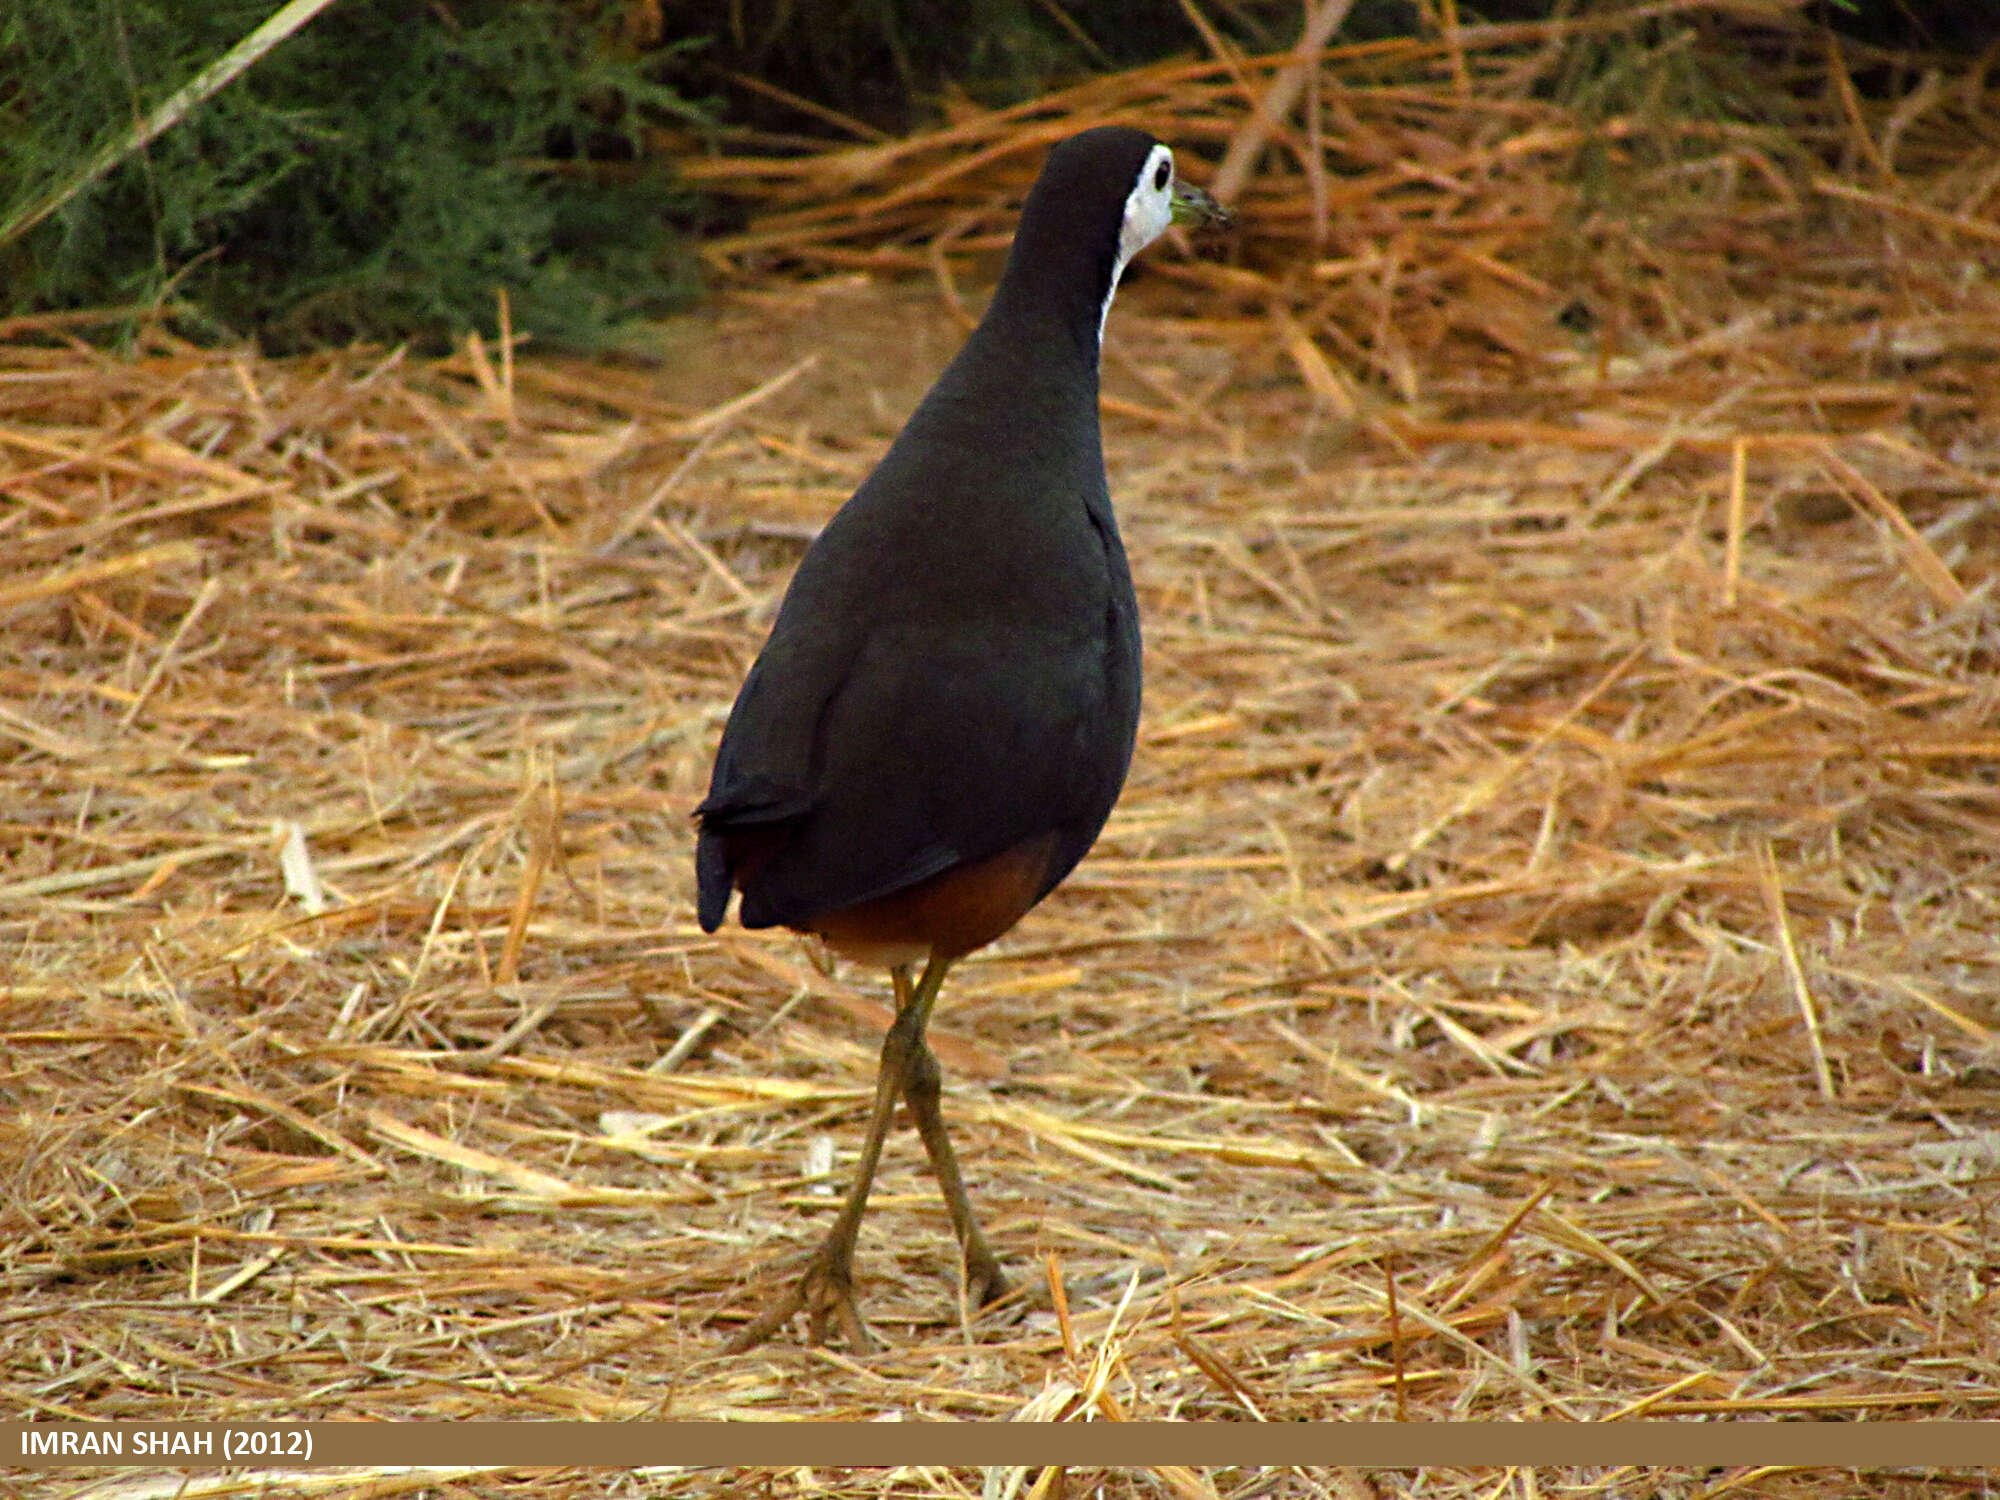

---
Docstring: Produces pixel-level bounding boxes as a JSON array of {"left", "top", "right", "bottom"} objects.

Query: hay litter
[{"left": 5, "top": 7, "right": 2000, "bottom": 1492}]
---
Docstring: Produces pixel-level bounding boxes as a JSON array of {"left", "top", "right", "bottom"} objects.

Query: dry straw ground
[{"left": 7, "top": 3, "right": 2000, "bottom": 1494}]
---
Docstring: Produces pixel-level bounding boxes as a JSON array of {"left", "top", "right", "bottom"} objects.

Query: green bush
[{"left": 0, "top": 0, "right": 708, "bottom": 350}]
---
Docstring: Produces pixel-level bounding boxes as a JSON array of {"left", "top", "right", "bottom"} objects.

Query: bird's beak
[{"left": 1169, "top": 177, "right": 1230, "bottom": 228}]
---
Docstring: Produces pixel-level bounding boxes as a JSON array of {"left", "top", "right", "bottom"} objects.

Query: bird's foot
[
  {"left": 964, "top": 1245, "right": 1010, "bottom": 1311},
  {"left": 722, "top": 1243, "right": 874, "bottom": 1355},
  {"left": 723, "top": 1239, "right": 1014, "bottom": 1354}
]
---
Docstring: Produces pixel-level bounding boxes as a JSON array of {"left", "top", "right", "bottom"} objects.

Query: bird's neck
[{"left": 980, "top": 219, "right": 1120, "bottom": 376}]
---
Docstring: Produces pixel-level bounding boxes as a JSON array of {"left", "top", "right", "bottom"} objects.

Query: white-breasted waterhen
[{"left": 696, "top": 126, "right": 1226, "bottom": 1353}]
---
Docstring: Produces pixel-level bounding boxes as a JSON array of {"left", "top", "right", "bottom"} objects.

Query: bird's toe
[
  {"left": 803, "top": 1260, "right": 875, "bottom": 1353},
  {"left": 966, "top": 1251, "right": 1010, "bottom": 1309}
]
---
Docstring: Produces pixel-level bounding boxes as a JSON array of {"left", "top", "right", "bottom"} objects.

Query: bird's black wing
[{"left": 695, "top": 488, "right": 1137, "bottom": 933}]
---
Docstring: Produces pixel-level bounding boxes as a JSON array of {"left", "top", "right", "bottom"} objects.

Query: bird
[{"left": 695, "top": 125, "right": 1226, "bottom": 1353}]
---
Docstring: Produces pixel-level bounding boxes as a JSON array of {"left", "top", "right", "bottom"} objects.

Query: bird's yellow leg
[
  {"left": 896, "top": 966, "right": 1008, "bottom": 1308},
  {"left": 723, "top": 954, "right": 953, "bottom": 1353}
]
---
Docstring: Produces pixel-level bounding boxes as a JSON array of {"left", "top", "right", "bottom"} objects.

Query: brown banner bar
[{"left": 6, "top": 1422, "right": 2000, "bottom": 1469}]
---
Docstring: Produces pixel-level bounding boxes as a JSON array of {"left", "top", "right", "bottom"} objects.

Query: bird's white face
[
  {"left": 1100, "top": 142, "right": 1177, "bottom": 342},
  {"left": 1118, "top": 143, "right": 1178, "bottom": 272}
]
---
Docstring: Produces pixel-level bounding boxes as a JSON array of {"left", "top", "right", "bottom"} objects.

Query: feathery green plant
[{"left": 1, "top": 0, "right": 708, "bottom": 350}]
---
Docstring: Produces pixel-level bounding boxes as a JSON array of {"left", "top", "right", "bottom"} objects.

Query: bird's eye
[{"left": 1153, "top": 159, "right": 1171, "bottom": 191}]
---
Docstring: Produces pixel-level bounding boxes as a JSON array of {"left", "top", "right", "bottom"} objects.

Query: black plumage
[
  {"left": 695, "top": 125, "right": 1223, "bottom": 1352},
  {"left": 696, "top": 129, "right": 1156, "bottom": 936}
]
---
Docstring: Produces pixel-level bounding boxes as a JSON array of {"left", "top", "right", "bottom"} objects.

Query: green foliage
[{"left": 1, "top": 0, "right": 708, "bottom": 350}]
